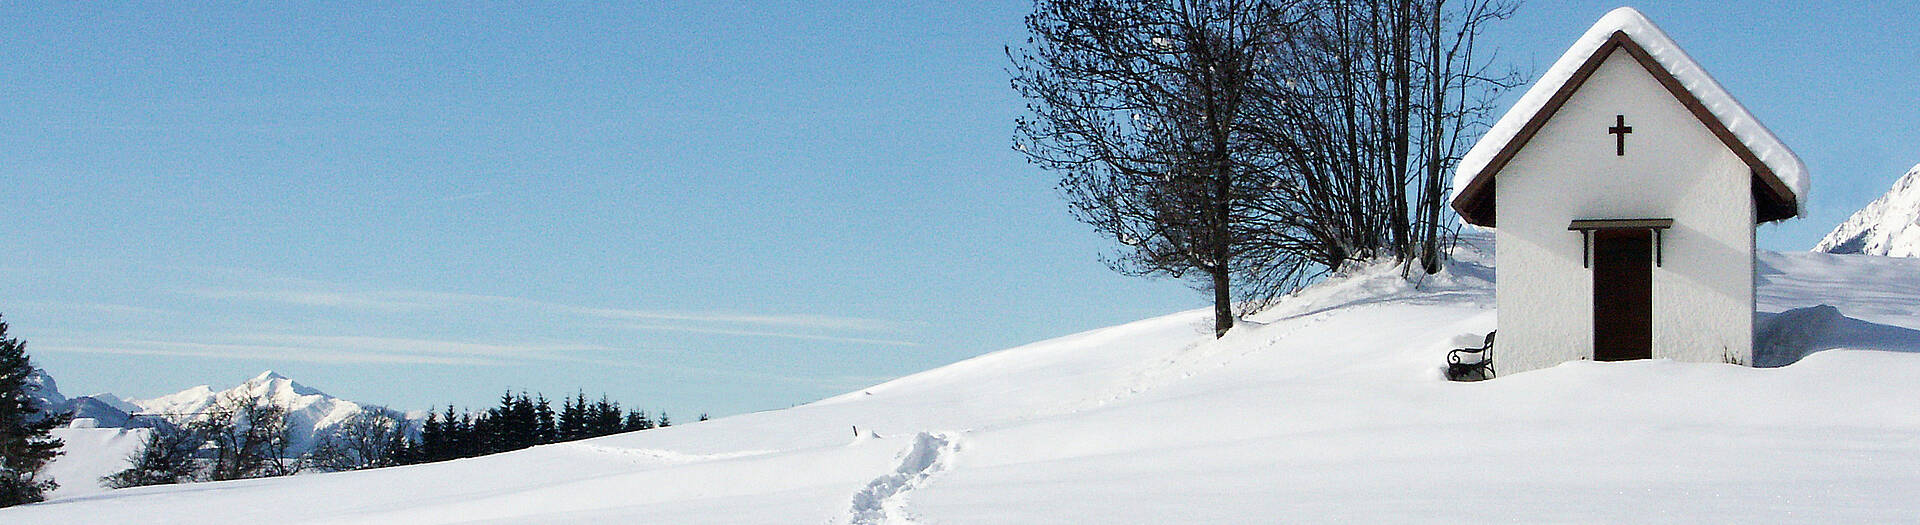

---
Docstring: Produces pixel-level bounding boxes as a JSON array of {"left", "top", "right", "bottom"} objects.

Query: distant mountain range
[
  {"left": 30, "top": 369, "right": 412, "bottom": 454},
  {"left": 24, "top": 368, "right": 141, "bottom": 429},
  {"left": 28, "top": 369, "right": 415, "bottom": 499},
  {"left": 1815, "top": 162, "right": 1920, "bottom": 257}
]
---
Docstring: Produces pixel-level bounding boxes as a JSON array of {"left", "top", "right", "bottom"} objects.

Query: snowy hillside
[
  {"left": 19, "top": 373, "right": 146, "bottom": 499},
  {"left": 1814, "top": 162, "right": 1920, "bottom": 256},
  {"left": 40, "top": 427, "right": 149, "bottom": 500},
  {"left": 10, "top": 235, "right": 1920, "bottom": 523}
]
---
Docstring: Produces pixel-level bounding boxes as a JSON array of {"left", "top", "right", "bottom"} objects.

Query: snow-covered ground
[{"left": 10, "top": 234, "right": 1920, "bottom": 523}]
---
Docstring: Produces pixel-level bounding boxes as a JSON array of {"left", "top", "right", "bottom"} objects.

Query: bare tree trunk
[{"left": 1211, "top": 266, "right": 1233, "bottom": 337}]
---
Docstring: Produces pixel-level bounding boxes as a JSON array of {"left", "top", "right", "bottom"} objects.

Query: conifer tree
[
  {"left": 555, "top": 396, "right": 572, "bottom": 442},
  {"left": 510, "top": 393, "right": 536, "bottom": 449},
  {"left": 419, "top": 411, "right": 447, "bottom": 462},
  {"left": 470, "top": 411, "right": 489, "bottom": 455},
  {"left": 533, "top": 394, "right": 556, "bottom": 445},
  {"left": 490, "top": 391, "right": 513, "bottom": 449},
  {"left": 0, "top": 316, "right": 68, "bottom": 506},
  {"left": 558, "top": 392, "right": 588, "bottom": 441},
  {"left": 590, "top": 396, "right": 621, "bottom": 437},
  {"left": 622, "top": 409, "right": 653, "bottom": 432},
  {"left": 485, "top": 391, "right": 525, "bottom": 452},
  {"left": 438, "top": 406, "right": 464, "bottom": 459},
  {"left": 578, "top": 398, "right": 599, "bottom": 438}
]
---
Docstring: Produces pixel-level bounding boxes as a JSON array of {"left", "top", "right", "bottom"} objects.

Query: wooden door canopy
[
  {"left": 1569, "top": 218, "right": 1674, "bottom": 230},
  {"left": 1571, "top": 218, "right": 1673, "bottom": 268}
]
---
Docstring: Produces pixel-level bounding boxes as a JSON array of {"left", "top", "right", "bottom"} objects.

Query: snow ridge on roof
[{"left": 1451, "top": 7, "right": 1808, "bottom": 212}]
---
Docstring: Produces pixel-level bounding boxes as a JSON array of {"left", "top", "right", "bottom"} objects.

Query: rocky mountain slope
[{"left": 1815, "top": 162, "right": 1920, "bottom": 256}]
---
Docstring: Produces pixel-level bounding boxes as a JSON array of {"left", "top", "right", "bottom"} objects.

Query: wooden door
[{"left": 1592, "top": 229, "right": 1652, "bottom": 361}]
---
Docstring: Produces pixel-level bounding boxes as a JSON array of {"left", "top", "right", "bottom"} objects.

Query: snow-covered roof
[{"left": 1450, "top": 7, "right": 1807, "bottom": 226}]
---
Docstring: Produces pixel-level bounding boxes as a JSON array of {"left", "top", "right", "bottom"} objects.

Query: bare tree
[
  {"left": 104, "top": 422, "right": 199, "bottom": 488},
  {"left": 1013, "top": 0, "right": 1520, "bottom": 328},
  {"left": 1248, "top": 0, "right": 1520, "bottom": 275},
  {"left": 250, "top": 400, "right": 299, "bottom": 477},
  {"left": 310, "top": 408, "right": 404, "bottom": 471},
  {"left": 192, "top": 392, "right": 295, "bottom": 481},
  {"left": 1011, "top": 0, "right": 1306, "bottom": 337}
]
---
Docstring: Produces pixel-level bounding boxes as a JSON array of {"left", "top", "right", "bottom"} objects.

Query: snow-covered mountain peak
[
  {"left": 130, "top": 372, "right": 372, "bottom": 451},
  {"left": 1815, "top": 162, "right": 1920, "bottom": 257},
  {"left": 137, "top": 385, "right": 216, "bottom": 414},
  {"left": 240, "top": 370, "right": 326, "bottom": 400}
]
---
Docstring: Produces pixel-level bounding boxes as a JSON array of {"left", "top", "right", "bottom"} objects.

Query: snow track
[{"left": 847, "top": 431, "right": 960, "bottom": 525}]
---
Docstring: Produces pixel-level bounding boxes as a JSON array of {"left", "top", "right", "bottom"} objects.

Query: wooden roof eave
[{"left": 1451, "top": 31, "right": 1800, "bottom": 227}]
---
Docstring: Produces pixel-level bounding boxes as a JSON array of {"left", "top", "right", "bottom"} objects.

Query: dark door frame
[
  {"left": 1591, "top": 229, "right": 1653, "bottom": 361},
  {"left": 1570, "top": 219, "right": 1669, "bottom": 362}
]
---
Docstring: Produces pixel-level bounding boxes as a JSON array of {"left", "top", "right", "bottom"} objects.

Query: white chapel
[{"left": 1449, "top": 7, "right": 1808, "bottom": 374}]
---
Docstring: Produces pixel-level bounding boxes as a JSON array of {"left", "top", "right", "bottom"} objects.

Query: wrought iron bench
[{"left": 1447, "top": 331, "right": 1495, "bottom": 381}]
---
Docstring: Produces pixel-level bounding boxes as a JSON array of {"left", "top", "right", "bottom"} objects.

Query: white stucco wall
[{"left": 1493, "top": 51, "right": 1755, "bottom": 374}]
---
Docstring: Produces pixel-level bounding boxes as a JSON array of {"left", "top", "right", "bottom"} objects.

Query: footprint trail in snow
[{"left": 847, "top": 431, "right": 960, "bottom": 525}]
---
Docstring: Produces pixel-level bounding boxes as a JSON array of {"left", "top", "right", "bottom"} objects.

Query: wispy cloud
[
  {"left": 223, "top": 334, "right": 620, "bottom": 358},
  {"left": 36, "top": 342, "right": 506, "bottom": 366},
  {"left": 558, "top": 305, "right": 901, "bottom": 332},
  {"left": 183, "top": 287, "right": 492, "bottom": 312},
  {"left": 34, "top": 333, "right": 642, "bottom": 367},
  {"left": 6, "top": 300, "right": 176, "bottom": 317},
  {"left": 35, "top": 334, "right": 903, "bottom": 389},
  {"left": 181, "top": 280, "right": 916, "bottom": 346},
  {"left": 616, "top": 322, "right": 920, "bottom": 347}
]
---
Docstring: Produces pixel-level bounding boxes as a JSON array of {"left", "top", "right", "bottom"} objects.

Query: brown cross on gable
[{"left": 1609, "top": 114, "right": 1633, "bottom": 156}]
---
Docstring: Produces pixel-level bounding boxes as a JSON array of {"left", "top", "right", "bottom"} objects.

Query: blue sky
[{"left": 4, "top": 1, "right": 1915, "bottom": 417}]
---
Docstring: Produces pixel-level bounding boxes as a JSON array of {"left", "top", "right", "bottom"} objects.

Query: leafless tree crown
[{"left": 1011, "top": 0, "right": 1519, "bottom": 334}]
